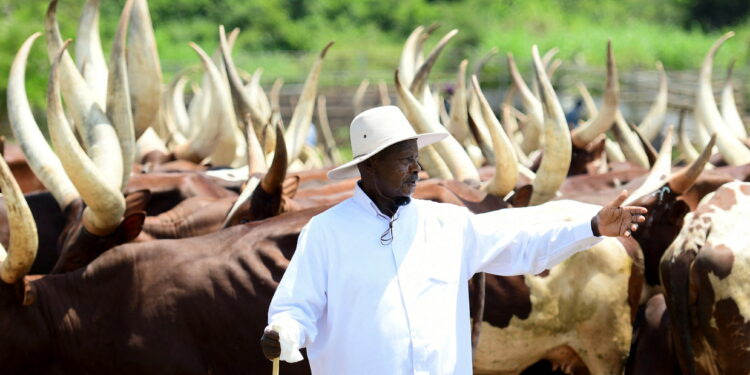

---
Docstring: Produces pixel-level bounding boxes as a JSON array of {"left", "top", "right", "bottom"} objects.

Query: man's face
[{"left": 367, "top": 140, "right": 420, "bottom": 198}]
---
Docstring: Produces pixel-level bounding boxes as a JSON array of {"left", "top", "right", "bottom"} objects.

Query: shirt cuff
[{"left": 267, "top": 315, "right": 305, "bottom": 363}]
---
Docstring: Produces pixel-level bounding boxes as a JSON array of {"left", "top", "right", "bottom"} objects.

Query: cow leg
[
  {"left": 661, "top": 246, "right": 699, "bottom": 375},
  {"left": 470, "top": 272, "right": 486, "bottom": 354}
]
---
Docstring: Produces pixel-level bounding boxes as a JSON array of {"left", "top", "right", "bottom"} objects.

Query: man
[{"left": 260, "top": 105, "right": 647, "bottom": 374}]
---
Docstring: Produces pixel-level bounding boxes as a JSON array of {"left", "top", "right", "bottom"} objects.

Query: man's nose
[{"left": 411, "top": 160, "right": 422, "bottom": 173}]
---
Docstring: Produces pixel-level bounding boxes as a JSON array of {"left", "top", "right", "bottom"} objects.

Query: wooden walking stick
[{"left": 272, "top": 357, "right": 279, "bottom": 375}]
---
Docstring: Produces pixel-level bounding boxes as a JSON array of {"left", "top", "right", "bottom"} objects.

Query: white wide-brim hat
[{"left": 327, "top": 106, "right": 448, "bottom": 180}]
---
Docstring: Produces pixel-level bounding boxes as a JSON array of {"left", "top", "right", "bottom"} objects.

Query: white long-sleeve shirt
[{"left": 268, "top": 184, "right": 603, "bottom": 374}]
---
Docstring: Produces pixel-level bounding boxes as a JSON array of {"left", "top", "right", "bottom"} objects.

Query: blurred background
[{"left": 1, "top": 0, "right": 749, "bottom": 146}]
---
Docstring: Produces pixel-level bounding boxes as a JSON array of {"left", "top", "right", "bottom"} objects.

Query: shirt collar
[{"left": 352, "top": 182, "right": 411, "bottom": 219}]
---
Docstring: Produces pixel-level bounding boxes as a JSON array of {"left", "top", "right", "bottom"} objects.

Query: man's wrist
[{"left": 590, "top": 216, "right": 601, "bottom": 237}]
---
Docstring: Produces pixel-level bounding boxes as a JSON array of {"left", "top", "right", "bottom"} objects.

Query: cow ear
[
  {"left": 282, "top": 176, "right": 300, "bottom": 199},
  {"left": 15, "top": 277, "right": 37, "bottom": 306},
  {"left": 509, "top": 184, "right": 533, "bottom": 208},
  {"left": 124, "top": 189, "right": 151, "bottom": 216},
  {"left": 118, "top": 212, "right": 146, "bottom": 243}
]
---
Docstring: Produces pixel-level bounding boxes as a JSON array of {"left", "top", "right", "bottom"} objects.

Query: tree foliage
[{"left": 0, "top": 0, "right": 749, "bottom": 131}]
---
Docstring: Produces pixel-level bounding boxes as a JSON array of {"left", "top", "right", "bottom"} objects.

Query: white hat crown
[
  {"left": 326, "top": 106, "right": 448, "bottom": 180},
  {"left": 349, "top": 106, "right": 417, "bottom": 158}
]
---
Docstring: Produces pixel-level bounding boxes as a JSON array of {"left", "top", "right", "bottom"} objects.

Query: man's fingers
[
  {"left": 623, "top": 206, "right": 648, "bottom": 215},
  {"left": 607, "top": 190, "right": 629, "bottom": 208}
]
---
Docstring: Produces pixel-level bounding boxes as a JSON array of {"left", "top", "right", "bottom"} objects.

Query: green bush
[{"left": 1, "top": 0, "right": 749, "bottom": 136}]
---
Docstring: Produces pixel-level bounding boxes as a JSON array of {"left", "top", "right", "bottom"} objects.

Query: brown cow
[
  {"left": 0, "top": 150, "right": 325, "bottom": 374},
  {"left": 660, "top": 181, "right": 750, "bottom": 375}
]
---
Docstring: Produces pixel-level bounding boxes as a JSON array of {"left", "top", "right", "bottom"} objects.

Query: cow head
[
  {"left": 223, "top": 125, "right": 293, "bottom": 226},
  {"left": 569, "top": 137, "right": 607, "bottom": 176},
  {"left": 629, "top": 186, "right": 691, "bottom": 285},
  {"left": 51, "top": 190, "right": 149, "bottom": 273},
  {"left": 628, "top": 133, "right": 715, "bottom": 286}
]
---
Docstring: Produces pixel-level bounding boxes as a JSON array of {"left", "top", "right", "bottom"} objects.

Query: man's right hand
[{"left": 261, "top": 328, "right": 281, "bottom": 360}]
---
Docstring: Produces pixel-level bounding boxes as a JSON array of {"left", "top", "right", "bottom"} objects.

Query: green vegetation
[{"left": 1, "top": 0, "right": 749, "bottom": 131}]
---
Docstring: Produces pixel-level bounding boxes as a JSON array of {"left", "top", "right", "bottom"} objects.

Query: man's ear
[{"left": 359, "top": 159, "right": 375, "bottom": 176}]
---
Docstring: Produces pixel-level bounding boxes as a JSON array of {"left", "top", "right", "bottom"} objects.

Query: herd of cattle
[{"left": 1, "top": 0, "right": 749, "bottom": 374}]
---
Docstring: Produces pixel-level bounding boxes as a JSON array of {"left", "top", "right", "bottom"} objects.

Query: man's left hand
[{"left": 593, "top": 190, "right": 648, "bottom": 237}]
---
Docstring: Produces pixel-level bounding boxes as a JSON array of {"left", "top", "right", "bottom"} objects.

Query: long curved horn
[
  {"left": 467, "top": 109, "right": 495, "bottom": 166},
  {"left": 613, "top": 110, "right": 650, "bottom": 168},
  {"left": 669, "top": 133, "right": 716, "bottom": 194},
  {"left": 192, "top": 42, "right": 240, "bottom": 166},
  {"left": 218, "top": 25, "right": 264, "bottom": 169},
  {"left": 472, "top": 48, "right": 498, "bottom": 78},
  {"left": 7, "top": 33, "right": 79, "bottom": 209},
  {"left": 546, "top": 59, "right": 562, "bottom": 81},
  {"left": 507, "top": 53, "right": 543, "bottom": 153},
  {"left": 248, "top": 68, "right": 273, "bottom": 123},
  {"left": 571, "top": 40, "right": 619, "bottom": 148},
  {"left": 270, "top": 78, "right": 284, "bottom": 114},
  {"left": 49, "top": 41, "right": 125, "bottom": 236},
  {"left": 186, "top": 80, "right": 207, "bottom": 139},
  {"left": 531, "top": 47, "right": 560, "bottom": 99},
  {"left": 316, "top": 96, "right": 340, "bottom": 165},
  {"left": 268, "top": 78, "right": 284, "bottom": 154},
  {"left": 164, "top": 68, "right": 192, "bottom": 138},
  {"left": 677, "top": 110, "right": 700, "bottom": 163},
  {"left": 637, "top": 61, "right": 668, "bottom": 142},
  {"left": 75, "top": 0, "right": 107, "bottom": 109},
  {"left": 0, "top": 155, "right": 38, "bottom": 284},
  {"left": 410, "top": 29, "right": 458, "bottom": 98},
  {"left": 395, "top": 70, "right": 479, "bottom": 182},
  {"left": 414, "top": 24, "right": 440, "bottom": 70},
  {"left": 576, "top": 81, "right": 598, "bottom": 119},
  {"left": 46, "top": 0, "right": 123, "bottom": 190},
  {"left": 695, "top": 32, "right": 750, "bottom": 165},
  {"left": 421, "top": 144, "right": 454, "bottom": 180},
  {"left": 260, "top": 125, "right": 288, "bottom": 194},
  {"left": 398, "top": 26, "right": 424, "bottom": 87},
  {"left": 127, "top": 0, "right": 163, "bottom": 138},
  {"left": 720, "top": 60, "right": 748, "bottom": 139},
  {"left": 353, "top": 79, "right": 369, "bottom": 116},
  {"left": 220, "top": 26, "right": 267, "bottom": 138},
  {"left": 605, "top": 138, "right": 626, "bottom": 163},
  {"left": 174, "top": 43, "right": 231, "bottom": 163},
  {"left": 472, "top": 76, "right": 518, "bottom": 196},
  {"left": 629, "top": 122, "right": 658, "bottom": 167},
  {"left": 173, "top": 73, "right": 192, "bottom": 135},
  {"left": 378, "top": 80, "right": 391, "bottom": 106},
  {"left": 284, "top": 42, "right": 334, "bottom": 163},
  {"left": 624, "top": 126, "right": 674, "bottom": 205},
  {"left": 108, "top": 0, "right": 135, "bottom": 190},
  {"left": 447, "top": 60, "right": 469, "bottom": 143},
  {"left": 529, "top": 45, "right": 572, "bottom": 205},
  {"left": 220, "top": 176, "right": 260, "bottom": 229},
  {"left": 501, "top": 86, "right": 518, "bottom": 137}
]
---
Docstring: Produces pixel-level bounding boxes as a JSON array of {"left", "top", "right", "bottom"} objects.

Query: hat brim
[{"left": 327, "top": 131, "right": 449, "bottom": 180}]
